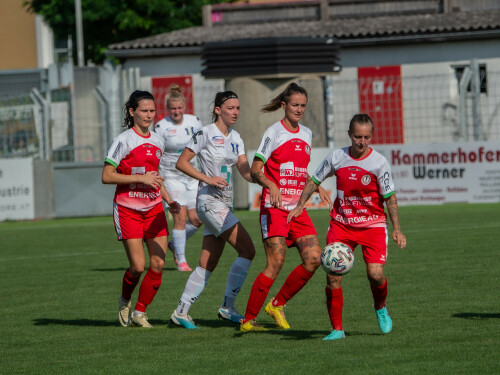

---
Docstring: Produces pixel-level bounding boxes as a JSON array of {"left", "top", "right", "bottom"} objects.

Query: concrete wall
[
  {"left": 53, "top": 163, "right": 114, "bottom": 218},
  {"left": 226, "top": 76, "right": 327, "bottom": 209}
]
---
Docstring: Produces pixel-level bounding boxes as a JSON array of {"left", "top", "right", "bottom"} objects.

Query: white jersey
[
  {"left": 154, "top": 114, "right": 203, "bottom": 182},
  {"left": 185, "top": 123, "right": 246, "bottom": 207}
]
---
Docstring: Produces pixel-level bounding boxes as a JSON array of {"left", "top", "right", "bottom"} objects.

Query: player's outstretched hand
[
  {"left": 168, "top": 200, "right": 181, "bottom": 214},
  {"left": 287, "top": 206, "right": 303, "bottom": 223},
  {"left": 392, "top": 229, "right": 406, "bottom": 249}
]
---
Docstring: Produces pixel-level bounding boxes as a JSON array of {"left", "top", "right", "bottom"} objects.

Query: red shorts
[
  {"left": 326, "top": 220, "right": 388, "bottom": 264},
  {"left": 113, "top": 202, "right": 168, "bottom": 240},
  {"left": 260, "top": 207, "right": 317, "bottom": 247}
]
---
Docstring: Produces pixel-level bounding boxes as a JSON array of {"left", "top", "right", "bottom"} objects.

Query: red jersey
[
  {"left": 105, "top": 128, "right": 164, "bottom": 212},
  {"left": 255, "top": 120, "right": 312, "bottom": 211},
  {"left": 312, "top": 147, "right": 395, "bottom": 228}
]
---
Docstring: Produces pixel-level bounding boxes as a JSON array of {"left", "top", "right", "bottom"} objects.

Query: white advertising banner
[
  {"left": 0, "top": 158, "right": 35, "bottom": 221},
  {"left": 248, "top": 148, "right": 336, "bottom": 211},
  {"left": 374, "top": 142, "right": 500, "bottom": 205}
]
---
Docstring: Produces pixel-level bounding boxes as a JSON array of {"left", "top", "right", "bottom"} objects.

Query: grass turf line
[{"left": 0, "top": 203, "right": 498, "bottom": 374}]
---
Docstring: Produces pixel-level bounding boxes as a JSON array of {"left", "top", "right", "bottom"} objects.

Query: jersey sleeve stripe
[
  {"left": 105, "top": 158, "right": 118, "bottom": 168},
  {"left": 254, "top": 153, "right": 266, "bottom": 163},
  {"left": 311, "top": 175, "right": 322, "bottom": 185},
  {"left": 383, "top": 191, "right": 395, "bottom": 199}
]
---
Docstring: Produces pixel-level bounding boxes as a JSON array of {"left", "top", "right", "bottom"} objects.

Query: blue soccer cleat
[
  {"left": 323, "top": 330, "right": 345, "bottom": 341},
  {"left": 375, "top": 306, "right": 392, "bottom": 333},
  {"left": 170, "top": 310, "right": 200, "bottom": 329}
]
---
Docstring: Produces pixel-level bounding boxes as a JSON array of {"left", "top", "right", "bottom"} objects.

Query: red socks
[
  {"left": 371, "top": 278, "right": 388, "bottom": 310},
  {"left": 273, "top": 264, "right": 314, "bottom": 306},
  {"left": 121, "top": 269, "right": 140, "bottom": 301},
  {"left": 134, "top": 268, "right": 163, "bottom": 313},
  {"left": 325, "top": 287, "right": 343, "bottom": 331},
  {"left": 244, "top": 272, "right": 274, "bottom": 322}
]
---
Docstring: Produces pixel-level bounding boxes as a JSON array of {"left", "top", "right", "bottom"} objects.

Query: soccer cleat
[
  {"left": 118, "top": 296, "right": 131, "bottom": 327},
  {"left": 168, "top": 242, "right": 178, "bottom": 265},
  {"left": 265, "top": 298, "right": 290, "bottom": 329},
  {"left": 218, "top": 306, "right": 244, "bottom": 323},
  {"left": 177, "top": 262, "right": 192, "bottom": 272},
  {"left": 240, "top": 319, "right": 269, "bottom": 332},
  {"left": 323, "top": 330, "right": 345, "bottom": 341},
  {"left": 129, "top": 312, "right": 153, "bottom": 328},
  {"left": 170, "top": 310, "right": 200, "bottom": 329},
  {"left": 375, "top": 306, "right": 393, "bottom": 333}
]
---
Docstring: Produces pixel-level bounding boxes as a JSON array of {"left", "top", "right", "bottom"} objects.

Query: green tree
[{"left": 25, "top": 0, "right": 231, "bottom": 64}]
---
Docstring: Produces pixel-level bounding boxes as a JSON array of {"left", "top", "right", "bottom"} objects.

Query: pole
[{"left": 75, "top": 0, "right": 84, "bottom": 67}]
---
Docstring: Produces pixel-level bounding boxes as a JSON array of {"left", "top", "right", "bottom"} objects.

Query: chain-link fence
[{"left": 1, "top": 61, "right": 498, "bottom": 164}]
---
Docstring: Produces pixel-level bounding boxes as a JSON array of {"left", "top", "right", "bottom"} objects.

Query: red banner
[
  {"left": 151, "top": 76, "right": 194, "bottom": 123},
  {"left": 358, "top": 66, "right": 404, "bottom": 144}
]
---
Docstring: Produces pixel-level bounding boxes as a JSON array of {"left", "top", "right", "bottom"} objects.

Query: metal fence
[{"left": 0, "top": 60, "right": 498, "bottom": 164}]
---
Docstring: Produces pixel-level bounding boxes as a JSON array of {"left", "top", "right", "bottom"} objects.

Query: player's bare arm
[
  {"left": 308, "top": 174, "right": 332, "bottom": 209},
  {"left": 251, "top": 158, "right": 282, "bottom": 207},
  {"left": 177, "top": 148, "right": 228, "bottom": 188},
  {"left": 286, "top": 178, "right": 318, "bottom": 222},
  {"left": 385, "top": 194, "right": 407, "bottom": 249},
  {"left": 102, "top": 163, "right": 163, "bottom": 190},
  {"left": 236, "top": 154, "right": 253, "bottom": 183}
]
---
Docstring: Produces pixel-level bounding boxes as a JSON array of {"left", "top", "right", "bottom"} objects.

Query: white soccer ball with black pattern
[{"left": 321, "top": 242, "right": 354, "bottom": 276}]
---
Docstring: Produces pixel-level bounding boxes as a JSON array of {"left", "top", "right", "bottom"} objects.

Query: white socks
[
  {"left": 185, "top": 221, "right": 200, "bottom": 239},
  {"left": 177, "top": 266, "right": 212, "bottom": 316},
  {"left": 171, "top": 229, "right": 187, "bottom": 264},
  {"left": 223, "top": 257, "right": 252, "bottom": 309}
]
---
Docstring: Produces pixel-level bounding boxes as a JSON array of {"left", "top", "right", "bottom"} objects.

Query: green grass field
[{"left": 0, "top": 204, "right": 499, "bottom": 374}]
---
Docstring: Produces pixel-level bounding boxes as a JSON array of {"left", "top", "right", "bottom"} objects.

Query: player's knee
[{"left": 129, "top": 265, "right": 145, "bottom": 277}]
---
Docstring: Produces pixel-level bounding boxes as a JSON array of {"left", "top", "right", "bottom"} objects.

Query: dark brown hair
[
  {"left": 123, "top": 90, "right": 154, "bottom": 129},
  {"left": 211, "top": 91, "right": 238, "bottom": 122}
]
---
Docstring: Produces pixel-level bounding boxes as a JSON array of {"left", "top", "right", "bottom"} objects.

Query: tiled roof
[{"left": 108, "top": 9, "right": 500, "bottom": 51}]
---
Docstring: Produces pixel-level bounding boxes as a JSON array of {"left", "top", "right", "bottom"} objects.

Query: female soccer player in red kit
[
  {"left": 240, "top": 82, "right": 331, "bottom": 331},
  {"left": 102, "top": 90, "right": 180, "bottom": 328},
  {"left": 288, "top": 113, "right": 407, "bottom": 340}
]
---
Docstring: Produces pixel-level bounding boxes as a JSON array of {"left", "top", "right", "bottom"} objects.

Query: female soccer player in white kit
[
  {"left": 154, "top": 84, "right": 203, "bottom": 271},
  {"left": 102, "top": 90, "right": 180, "bottom": 328},
  {"left": 288, "top": 113, "right": 407, "bottom": 340},
  {"left": 169, "top": 91, "right": 256, "bottom": 329}
]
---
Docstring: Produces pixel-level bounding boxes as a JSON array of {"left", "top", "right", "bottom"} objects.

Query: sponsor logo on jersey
[
  {"left": 279, "top": 187, "right": 303, "bottom": 195},
  {"left": 361, "top": 175, "right": 371, "bottom": 185},
  {"left": 295, "top": 144, "right": 302, "bottom": 151},
  {"left": 280, "top": 178, "right": 287, "bottom": 186},
  {"left": 280, "top": 162, "right": 294, "bottom": 176},
  {"left": 261, "top": 137, "right": 271, "bottom": 154},
  {"left": 349, "top": 173, "right": 357, "bottom": 181},
  {"left": 167, "top": 129, "right": 177, "bottom": 135},
  {"left": 348, "top": 167, "right": 361, "bottom": 171},
  {"left": 231, "top": 143, "right": 239, "bottom": 155},
  {"left": 305, "top": 145, "right": 311, "bottom": 155},
  {"left": 288, "top": 179, "right": 297, "bottom": 186},
  {"left": 382, "top": 171, "right": 391, "bottom": 192},
  {"left": 212, "top": 136, "right": 224, "bottom": 145},
  {"left": 112, "top": 141, "right": 123, "bottom": 159}
]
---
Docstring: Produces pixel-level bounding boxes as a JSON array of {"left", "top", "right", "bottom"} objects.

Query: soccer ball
[{"left": 320, "top": 242, "right": 354, "bottom": 276}]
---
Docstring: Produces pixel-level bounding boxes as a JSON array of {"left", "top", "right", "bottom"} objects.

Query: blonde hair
[{"left": 165, "top": 84, "right": 186, "bottom": 109}]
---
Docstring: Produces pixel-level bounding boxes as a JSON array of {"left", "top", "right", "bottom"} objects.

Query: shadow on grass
[
  {"left": 33, "top": 318, "right": 118, "bottom": 327},
  {"left": 452, "top": 312, "right": 500, "bottom": 320},
  {"left": 91, "top": 266, "right": 178, "bottom": 272},
  {"left": 232, "top": 328, "right": 381, "bottom": 340}
]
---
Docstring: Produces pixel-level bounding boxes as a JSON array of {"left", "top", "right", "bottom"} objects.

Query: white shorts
[
  {"left": 196, "top": 198, "right": 239, "bottom": 237},
  {"left": 164, "top": 178, "right": 198, "bottom": 209}
]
